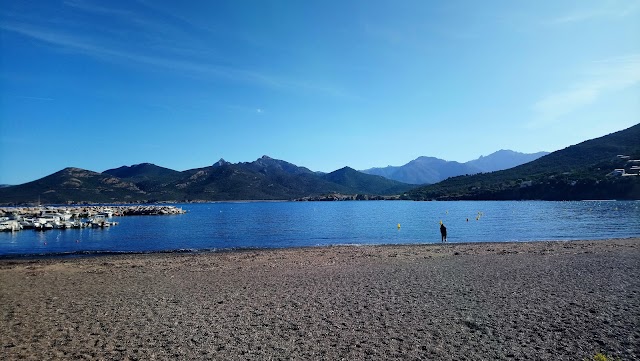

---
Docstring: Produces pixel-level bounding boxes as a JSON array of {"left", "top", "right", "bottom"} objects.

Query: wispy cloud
[
  {"left": 550, "top": 0, "right": 640, "bottom": 24},
  {"left": 0, "top": 23, "right": 191, "bottom": 70},
  {"left": 1, "top": 22, "right": 357, "bottom": 100},
  {"left": 13, "top": 96, "right": 55, "bottom": 101},
  {"left": 2, "top": 0, "right": 361, "bottom": 102},
  {"left": 529, "top": 55, "right": 640, "bottom": 127},
  {"left": 63, "top": 0, "right": 132, "bottom": 17},
  {"left": 133, "top": 0, "right": 219, "bottom": 36}
]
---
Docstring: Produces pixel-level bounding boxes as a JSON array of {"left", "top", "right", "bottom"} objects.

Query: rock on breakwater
[
  {"left": 0, "top": 205, "right": 186, "bottom": 218},
  {"left": 0, "top": 205, "right": 186, "bottom": 232}
]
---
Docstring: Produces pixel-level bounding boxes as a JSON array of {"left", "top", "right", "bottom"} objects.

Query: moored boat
[{"left": 0, "top": 220, "right": 22, "bottom": 232}]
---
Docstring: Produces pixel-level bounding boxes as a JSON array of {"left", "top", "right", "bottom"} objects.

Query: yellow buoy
[{"left": 397, "top": 223, "right": 401, "bottom": 229}]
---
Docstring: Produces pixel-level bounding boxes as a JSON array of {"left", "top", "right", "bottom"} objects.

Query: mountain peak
[
  {"left": 213, "top": 158, "right": 230, "bottom": 167},
  {"left": 467, "top": 150, "right": 549, "bottom": 173},
  {"left": 63, "top": 167, "right": 87, "bottom": 172},
  {"left": 337, "top": 166, "right": 356, "bottom": 172},
  {"left": 102, "top": 163, "right": 180, "bottom": 183},
  {"left": 59, "top": 167, "right": 100, "bottom": 176}
]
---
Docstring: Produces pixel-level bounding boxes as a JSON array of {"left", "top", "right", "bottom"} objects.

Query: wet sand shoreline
[{"left": 1, "top": 238, "right": 639, "bottom": 360}]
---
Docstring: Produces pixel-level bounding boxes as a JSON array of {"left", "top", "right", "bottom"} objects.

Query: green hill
[
  {"left": 407, "top": 124, "right": 640, "bottom": 200},
  {"left": 103, "top": 163, "right": 182, "bottom": 183},
  {"left": 322, "top": 167, "right": 414, "bottom": 195},
  {"left": 103, "top": 163, "right": 184, "bottom": 199},
  {"left": 0, "top": 168, "right": 147, "bottom": 204}
]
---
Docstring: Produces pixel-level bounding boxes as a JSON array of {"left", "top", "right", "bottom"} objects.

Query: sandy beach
[{"left": 1, "top": 239, "right": 638, "bottom": 360}]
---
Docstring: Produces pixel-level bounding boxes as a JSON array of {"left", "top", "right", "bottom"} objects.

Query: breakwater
[
  {"left": 0, "top": 205, "right": 186, "bottom": 218},
  {"left": 0, "top": 205, "right": 186, "bottom": 232}
]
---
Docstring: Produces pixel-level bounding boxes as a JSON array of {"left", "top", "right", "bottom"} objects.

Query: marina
[{"left": 0, "top": 205, "right": 186, "bottom": 232}]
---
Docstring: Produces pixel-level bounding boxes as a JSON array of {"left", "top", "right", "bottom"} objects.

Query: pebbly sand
[{"left": 1, "top": 239, "right": 639, "bottom": 360}]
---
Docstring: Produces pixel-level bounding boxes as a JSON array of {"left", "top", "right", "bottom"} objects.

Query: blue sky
[{"left": 1, "top": 0, "right": 639, "bottom": 185}]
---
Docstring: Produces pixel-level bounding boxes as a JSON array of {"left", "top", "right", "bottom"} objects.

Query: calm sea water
[{"left": 1, "top": 201, "right": 639, "bottom": 257}]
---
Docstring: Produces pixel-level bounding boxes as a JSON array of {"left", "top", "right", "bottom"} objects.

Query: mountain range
[
  {"left": 0, "top": 150, "right": 545, "bottom": 204},
  {"left": 361, "top": 150, "right": 549, "bottom": 184},
  {"left": 407, "top": 123, "right": 640, "bottom": 200},
  {"left": 0, "top": 156, "right": 414, "bottom": 205},
  {"left": 1, "top": 124, "right": 638, "bottom": 204}
]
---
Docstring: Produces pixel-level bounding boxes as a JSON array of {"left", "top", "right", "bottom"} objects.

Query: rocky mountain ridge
[
  {"left": 0, "top": 156, "right": 413, "bottom": 204},
  {"left": 361, "top": 150, "right": 549, "bottom": 184}
]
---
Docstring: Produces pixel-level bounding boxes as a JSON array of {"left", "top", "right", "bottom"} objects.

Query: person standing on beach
[{"left": 440, "top": 223, "right": 447, "bottom": 242}]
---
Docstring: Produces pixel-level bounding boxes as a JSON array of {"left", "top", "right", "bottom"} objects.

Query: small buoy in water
[{"left": 397, "top": 223, "right": 401, "bottom": 229}]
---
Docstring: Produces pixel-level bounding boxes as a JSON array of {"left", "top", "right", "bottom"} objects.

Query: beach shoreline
[
  {"left": 2, "top": 236, "right": 638, "bottom": 261},
  {"left": 1, "top": 238, "right": 639, "bottom": 360}
]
